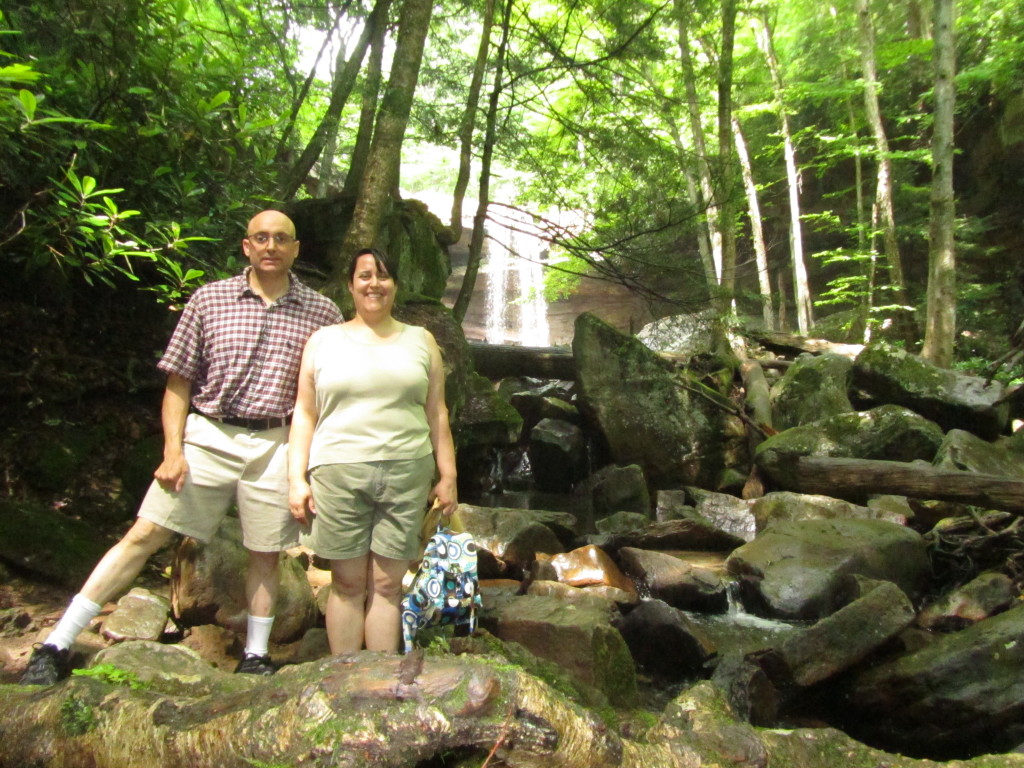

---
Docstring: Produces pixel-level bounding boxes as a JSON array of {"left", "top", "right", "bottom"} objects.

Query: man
[{"left": 20, "top": 210, "right": 341, "bottom": 684}]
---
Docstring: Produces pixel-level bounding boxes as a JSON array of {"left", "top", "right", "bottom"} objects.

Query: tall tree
[
  {"left": 732, "top": 116, "right": 774, "bottom": 330},
  {"left": 279, "top": 0, "right": 392, "bottom": 201},
  {"left": 753, "top": 10, "right": 812, "bottom": 333},
  {"left": 714, "top": 0, "right": 739, "bottom": 314},
  {"left": 452, "top": 0, "right": 512, "bottom": 324},
  {"left": 447, "top": 0, "right": 496, "bottom": 244},
  {"left": 921, "top": 0, "right": 956, "bottom": 367},
  {"left": 336, "top": 0, "right": 434, "bottom": 278},
  {"left": 853, "top": 0, "right": 909, "bottom": 308},
  {"left": 341, "top": 20, "right": 386, "bottom": 198}
]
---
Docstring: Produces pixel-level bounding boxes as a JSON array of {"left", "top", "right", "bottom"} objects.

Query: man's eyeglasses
[{"left": 247, "top": 232, "right": 296, "bottom": 246}]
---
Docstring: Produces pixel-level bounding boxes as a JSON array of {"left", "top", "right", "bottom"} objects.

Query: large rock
[
  {"left": 776, "top": 581, "right": 915, "bottom": 687},
  {"left": 853, "top": 342, "right": 1008, "bottom": 439},
  {"left": 916, "top": 571, "right": 1016, "bottom": 632},
  {"left": 576, "top": 463, "right": 651, "bottom": 526},
  {"left": 725, "top": 518, "right": 930, "bottom": 621},
  {"left": 617, "top": 547, "right": 727, "bottom": 612},
  {"left": 456, "top": 504, "right": 574, "bottom": 569},
  {"left": 528, "top": 418, "right": 588, "bottom": 492},
  {"left": 932, "top": 428, "right": 1024, "bottom": 476},
  {"left": 171, "top": 519, "right": 318, "bottom": 643},
  {"left": 635, "top": 310, "right": 721, "bottom": 358},
  {"left": 770, "top": 352, "right": 854, "bottom": 431},
  {"left": 686, "top": 487, "right": 757, "bottom": 542},
  {"left": 479, "top": 593, "right": 638, "bottom": 706},
  {"left": 841, "top": 602, "right": 1024, "bottom": 757},
  {"left": 751, "top": 491, "right": 907, "bottom": 535},
  {"left": 101, "top": 587, "right": 171, "bottom": 643},
  {"left": 573, "top": 312, "right": 726, "bottom": 489},
  {"left": 592, "top": 517, "right": 747, "bottom": 554},
  {"left": 755, "top": 404, "right": 945, "bottom": 488},
  {"left": 451, "top": 372, "right": 524, "bottom": 494},
  {"left": 613, "top": 599, "right": 716, "bottom": 680}
]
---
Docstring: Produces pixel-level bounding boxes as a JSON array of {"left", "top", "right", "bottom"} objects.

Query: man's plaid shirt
[{"left": 158, "top": 270, "right": 341, "bottom": 419}]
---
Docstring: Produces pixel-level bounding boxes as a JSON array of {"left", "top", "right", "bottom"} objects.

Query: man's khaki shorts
[
  {"left": 138, "top": 413, "right": 297, "bottom": 552},
  {"left": 305, "top": 455, "right": 435, "bottom": 561}
]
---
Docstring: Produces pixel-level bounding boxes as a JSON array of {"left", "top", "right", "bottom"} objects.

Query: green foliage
[
  {"left": 72, "top": 663, "right": 149, "bottom": 690},
  {"left": 59, "top": 695, "right": 97, "bottom": 736}
]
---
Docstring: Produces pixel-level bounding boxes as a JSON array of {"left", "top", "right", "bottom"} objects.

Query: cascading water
[{"left": 483, "top": 206, "right": 550, "bottom": 347}]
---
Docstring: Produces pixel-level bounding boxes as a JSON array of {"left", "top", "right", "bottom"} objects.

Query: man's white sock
[
  {"left": 244, "top": 614, "right": 275, "bottom": 657},
  {"left": 45, "top": 594, "right": 102, "bottom": 651}
]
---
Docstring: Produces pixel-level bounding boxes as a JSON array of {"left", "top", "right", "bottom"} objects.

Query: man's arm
[{"left": 154, "top": 372, "right": 192, "bottom": 492}]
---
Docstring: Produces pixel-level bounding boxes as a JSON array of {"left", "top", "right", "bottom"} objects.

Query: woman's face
[{"left": 348, "top": 252, "right": 395, "bottom": 316}]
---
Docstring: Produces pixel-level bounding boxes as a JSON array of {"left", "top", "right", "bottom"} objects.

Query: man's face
[{"left": 242, "top": 211, "right": 299, "bottom": 277}]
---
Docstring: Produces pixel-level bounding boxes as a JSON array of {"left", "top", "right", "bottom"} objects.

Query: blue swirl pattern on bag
[{"left": 401, "top": 527, "right": 482, "bottom": 653}]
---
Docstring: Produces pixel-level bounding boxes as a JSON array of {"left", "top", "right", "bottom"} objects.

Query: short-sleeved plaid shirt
[{"left": 158, "top": 269, "right": 341, "bottom": 419}]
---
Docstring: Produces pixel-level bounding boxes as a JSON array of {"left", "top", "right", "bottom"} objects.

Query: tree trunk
[
  {"left": 674, "top": 0, "right": 720, "bottom": 293},
  {"left": 278, "top": 0, "right": 391, "bottom": 202},
  {"left": 921, "top": 0, "right": 956, "bottom": 368},
  {"left": 762, "top": 456, "right": 1024, "bottom": 513},
  {"left": 452, "top": 0, "right": 512, "bottom": 324},
  {"left": 733, "top": 116, "right": 774, "bottom": 330},
  {"left": 447, "top": 0, "right": 495, "bottom": 245},
  {"left": 335, "top": 0, "right": 433, "bottom": 283},
  {"left": 714, "top": 0, "right": 739, "bottom": 314},
  {"left": 853, "top": 0, "right": 909, "bottom": 308},
  {"left": 341, "top": 23, "right": 385, "bottom": 199},
  {"left": 754, "top": 13, "right": 811, "bottom": 333}
]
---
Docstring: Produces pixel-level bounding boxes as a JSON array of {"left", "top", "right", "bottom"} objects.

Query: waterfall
[{"left": 483, "top": 207, "right": 550, "bottom": 347}]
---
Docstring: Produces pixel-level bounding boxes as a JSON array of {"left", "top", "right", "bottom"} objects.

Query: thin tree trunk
[
  {"left": 674, "top": 0, "right": 720, "bottom": 293},
  {"left": 452, "top": 0, "right": 512, "bottom": 324},
  {"left": 732, "top": 116, "right": 774, "bottom": 329},
  {"left": 336, "top": 0, "right": 434, "bottom": 281},
  {"left": 278, "top": 0, "right": 392, "bottom": 201},
  {"left": 341, "top": 25, "right": 385, "bottom": 199},
  {"left": 447, "top": 0, "right": 496, "bottom": 244},
  {"left": 754, "top": 13, "right": 811, "bottom": 333},
  {"left": 715, "top": 0, "right": 739, "bottom": 314},
  {"left": 922, "top": 0, "right": 956, "bottom": 367},
  {"left": 853, "top": 0, "right": 908, "bottom": 307}
]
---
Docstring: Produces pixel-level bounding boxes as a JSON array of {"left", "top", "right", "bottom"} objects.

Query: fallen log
[
  {"left": 743, "top": 330, "right": 864, "bottom": 360},
  {"left": 766, "top": 456, "right": 1024, "bottom": 512},
  {"left": 2, "top": 641, "right": 1022, "bottom": 768},
  {"left": 469, "top": 342, "right": 576, "bottom": 380}
]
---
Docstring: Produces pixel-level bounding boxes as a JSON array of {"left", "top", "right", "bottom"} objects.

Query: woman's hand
[
  {"left": 289, "top": 479, "right": 316, "bottom": 525},
  {"left": 429, "top": 476, "right": 458, "bottom": 516}
]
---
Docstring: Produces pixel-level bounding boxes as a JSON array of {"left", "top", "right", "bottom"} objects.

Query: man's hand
[{"left": 154, "top": 452, "right": 189, "bottom": 492}]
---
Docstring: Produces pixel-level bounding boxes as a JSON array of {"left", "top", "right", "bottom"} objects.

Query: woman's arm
[
  {"left": 424, "top": 331, "right": 458, "bottom": 514},
  {"left": 287, "top": 331, "right": 322, "bottom": 524}
]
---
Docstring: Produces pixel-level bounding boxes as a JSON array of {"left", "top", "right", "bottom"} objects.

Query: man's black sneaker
[
  {"left": 234, "top": 653, "right": 275, "bottom": 676},
  {"left": 20, "top": 643, "right": 70, "bottom": 686}
]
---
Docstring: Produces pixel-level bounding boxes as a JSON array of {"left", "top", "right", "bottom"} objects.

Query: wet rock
[
  {"left": 636, "top": 310, "right": 720, "bottom": 359},
  {"left": 726, "top": 518, "right": 929, "bottom": 620},
  {"left": 917, "top": 571, "right": 1016, "bottom": 632},
  {"left": 686, "top": 487, "right": 757, "bottom": 542},
  {"left": 528, "top": 418, "right": 588, "bottom": 492},
  {"left": 613, "top": 599, "right": 716, "bottom": 681},
  {"left": 776, "top": 581, "right": 915, "bottom": 687},
  {"left": 594, "top": 517, "right": 746, "bottom": 554},
  {"left": 577, "top": 463, "right": 651, "bottom": 524},
  {"left": 617, "top": 547, "right": 727, "bottom": 613},
  {"left": 510, "top": 390, "right": 581, "bottom": 435},
  {"left": 101, "top": 587, "right": 171, "bottom": 643},
  {"left": 755, "top": 404, "right": 945, "bottom": 489},
  {"left": 770, "top": 352, "right": 854, "bottom": 430},
  {"left": 171, "top": 519, "right": 317, "bottom": 643},
  {"left": 654, "top": 489, "right": 698, "bottom": 522},
  {"left": 525, "top": 579, "right": 627, "bottom": 610},
  {"left": 573, "top": 312, "right": 726, "bottom": 488},
  {"left": 842, "top": 602, "right": 1024, "bottom": 757},
  {"left": 853, "top": 342, "right": 1008, "bottom": 439},
  {"left": 548, "top": 544, "right": 637, "bottom": 598},
  {"left": 480, "top": 593, "right": 638, "bottom": 706}
]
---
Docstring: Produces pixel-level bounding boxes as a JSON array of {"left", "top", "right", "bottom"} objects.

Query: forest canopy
[{"left": 2, "top": 0, "right": 1023, "bottom": 376}]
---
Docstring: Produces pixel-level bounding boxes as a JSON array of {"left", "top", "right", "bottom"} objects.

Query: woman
[{"left": 288, "top": 248, "right": 457, "bottom": 654}]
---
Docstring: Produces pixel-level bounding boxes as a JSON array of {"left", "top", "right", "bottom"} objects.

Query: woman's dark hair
[{"left": 348, "top": 247, "right": 399, "bottom": 285}]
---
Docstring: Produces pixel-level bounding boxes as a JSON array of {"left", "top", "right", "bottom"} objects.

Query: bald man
[{"left": 21, "top": 211, "right": 341, "bottom": 684}]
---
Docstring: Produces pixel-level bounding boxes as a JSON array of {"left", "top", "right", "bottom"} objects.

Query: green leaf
[
  {"left": 80, "top": 175, "right": 97, "bottom": 197},
  {"left": 17, "top": 89, "right": 36, "bottom": 120}
]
